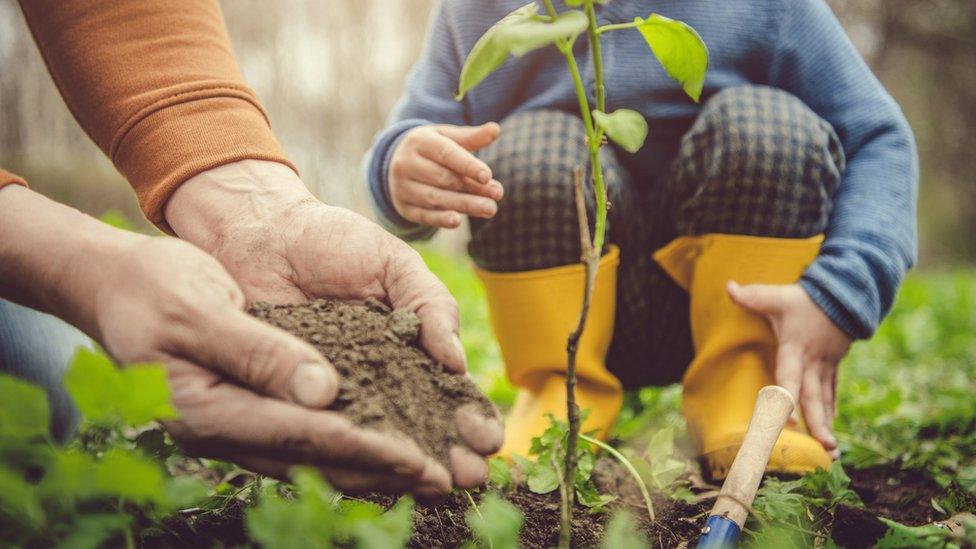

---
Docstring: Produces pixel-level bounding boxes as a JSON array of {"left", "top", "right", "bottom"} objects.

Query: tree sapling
[{"left": 456, "top": 1, "right": 708, "bottom": 545}]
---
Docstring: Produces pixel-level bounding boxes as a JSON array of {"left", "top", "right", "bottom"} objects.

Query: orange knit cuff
[
  {"left": 111, "top": 91, "right": 298, "bottom": 232},
  {"left": 0, "top": 169, "right": 28, "bottom": 193}
]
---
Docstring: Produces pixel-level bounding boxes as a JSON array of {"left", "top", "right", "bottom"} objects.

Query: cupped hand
[
  {"left": 165, "top": 160, "right": 504, "bottom": 487},
  {"left": 389, "top": 123, "right": 504, "bottom": 228},
  {"left": 77, "top": 235, "right": 452, "bottom": 496},
  {"left": 727, "top": 281, "right": 850, "bottom": 459}
]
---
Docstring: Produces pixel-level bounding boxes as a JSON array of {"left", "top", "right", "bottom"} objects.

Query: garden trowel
[{"left": 696, "top": 385, "right": 795, "bottom": 548}]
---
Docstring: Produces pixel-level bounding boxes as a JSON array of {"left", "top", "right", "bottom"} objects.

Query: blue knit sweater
[{"left": 364, "top": 0, "right": 918, "bottom": 340}]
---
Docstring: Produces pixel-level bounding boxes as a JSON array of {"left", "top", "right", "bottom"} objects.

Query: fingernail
[
  {"left": 451, "top": 334, "right": 468, "bottom": 371},
  {"left": 288, "top": 362, "right": 339, "bottom": 408},
  {"left": 477, "top": 169, "right": 491, "bottom": 184},
  {"left": 493, "top": 182, "right": 504, "bottom": 200}
]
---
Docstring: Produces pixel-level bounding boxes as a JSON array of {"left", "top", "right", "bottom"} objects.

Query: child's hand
[
  {"left": 726, "top": 281, "right": 850, "bottom": 459},
  {"left": 388, "top": 123, "right": 504, "bottom": 229}
]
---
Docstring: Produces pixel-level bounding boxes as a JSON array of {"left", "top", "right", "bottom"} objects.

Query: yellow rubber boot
[
  {"left": 476, "top": 247, "right": 623, "bottom": 458},
  {"left": 654, "top": 234, "right": 832, "bottom": 480}
]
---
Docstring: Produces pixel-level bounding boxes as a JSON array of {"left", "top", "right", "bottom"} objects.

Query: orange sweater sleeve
[
  {"left": 17, "top": 0, "right": 296, "bottom": 229},
  {"left": 0, "top": 169, "right": 29, "bottom": 193}
]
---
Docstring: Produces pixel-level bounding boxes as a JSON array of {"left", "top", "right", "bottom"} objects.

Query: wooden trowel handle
[{"left": 709, "top": 385, "right": 795, "bottom": 527}]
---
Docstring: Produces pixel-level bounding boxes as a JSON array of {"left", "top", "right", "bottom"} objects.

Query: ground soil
[
  {"left": 370, "top": 457, "right": 710, "bottom": 548},
  {"left": 249, "top": 298, "right": 496, "bottom": 466},
  {"left": 147, "top": 458, "right": 974, "bottom": 548},
  {"left": 832, "top": 464, "right": 976, "bottom": 548}
]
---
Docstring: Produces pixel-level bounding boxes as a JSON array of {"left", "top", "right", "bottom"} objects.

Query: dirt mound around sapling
[{"left": 249, "top": 298, "right": 495, "bottom": 466}]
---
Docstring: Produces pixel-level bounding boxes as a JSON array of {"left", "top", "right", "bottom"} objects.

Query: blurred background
[{"left": 0, "top": 0, "right": 973, "bottom": 263}]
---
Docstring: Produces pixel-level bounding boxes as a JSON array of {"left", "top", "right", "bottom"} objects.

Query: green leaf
[
  {"left": 875, "top": 517, "right": 953, "bottom": 548},
  {"left": 456, "top": 4, "right": 587, "bottom": 100},
  {"left": 0, "top": 466, "right": 45, "bottom": 530},
  {"left": 350, "top": 497, "right": 414, "bottom": 549},
  {"left": 466, "top": 493, "right": 523, "bottom": 549},
  {"left": 162, "top": 476, "right": 209, "bottom": 511},
  {"left": 117, "top": 366, "right": 179, "bottom": 425},
  {"left": 246, "top": 468, "right": 335, "bottom": 549},
  {"left": 457, "top": 3, "right": 537, "bottom": 100},
  {"left": 489, "top": 456, "right": 512, "bottom": 490},
  {"left": 93, "top": 450, "right": 166, "bottom": 506},
  {"left": 593, "top": 109, "right": 648, "bottom": 153},
  {"left": 526, "top": 461, "right": 560, "bottom": 494},
  {"left": 57, "top": 513, "right": 130, "bottom": 549},
  {"left": 634, "top": 14, "right": 709, "bottom": 102},
  {"left": 0, "top": 374, "right": 50, "bottom": 439},
  {"left": 576, "top": 482, "right": 615, "bottom": 509},
  {"left": 645, "top": 426, "right": 676, "bottom": 461},
  {"left": 500, "top": 10, "right": 588, "bottom": 57},
  {"left": 63, "top": 349, "right": 177, "bottom": 426},
  {"left": 601, "top": 510, "right": 649, "bottom": 549}
]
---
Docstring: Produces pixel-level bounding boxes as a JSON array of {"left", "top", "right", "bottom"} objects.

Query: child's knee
[
  {"left": 670, "top": 86, "right": 846, "bottom": 238},
  {"left": 469, "top": 109, "right": 627, "bottom": 272}
]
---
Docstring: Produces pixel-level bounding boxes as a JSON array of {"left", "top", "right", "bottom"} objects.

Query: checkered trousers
[{"left": 468, "top": 86, "right": 846, "bottom": 388}]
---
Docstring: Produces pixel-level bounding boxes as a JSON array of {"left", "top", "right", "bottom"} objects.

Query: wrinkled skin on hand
[
  {"left": 165, "top": 160, "right": 503, "bottom": 490},
  {"left": 92, "top": 237, "right": 457, "bottom": 496}
]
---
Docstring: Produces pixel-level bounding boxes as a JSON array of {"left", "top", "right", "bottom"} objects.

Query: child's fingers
[
  {"left": 801, "top": 365, "right": 839, "bottom": 454},
  {"left": 399, "top": 204, "right": 462, "bottom": 229},
  {"left": 417, "top": 132, "right": 493, "bottom": 184},
  {"left": 400, "top": 180, "right": 498, "bottom": 219},
  {"left": 774, "top": 344, "right": 803, "bottom": 425},
  {"left": 436, "top": 122, "right": 501, "bottom": 152},
  {"left": 411, "top": 157, "right": 503, "bottom": 199}
]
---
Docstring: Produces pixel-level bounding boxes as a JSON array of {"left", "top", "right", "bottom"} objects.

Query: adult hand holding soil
[
  {"left": 727, "top": 281, "right": 850, "bottom": 459},
  {"left": 164, "top": 159, "right": 504, "bottom": 487},
  {"left": 0, "top": 184, "right": 451, "bottom": 495},
  {"left": 388, "top": 123, "right": 504, "bottom": 228}
]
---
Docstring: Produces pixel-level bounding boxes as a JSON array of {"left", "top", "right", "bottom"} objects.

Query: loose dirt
[{"left": 249, "top": 298, "right": 495, "bottom": 467}]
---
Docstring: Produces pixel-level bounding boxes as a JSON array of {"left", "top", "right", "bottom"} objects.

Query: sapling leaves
[
  {"left": 456, "top": 4, "right": 588, "bottom": 100},
  {"left": 466, "top": 492, "right": 524, "bottom": 549},
  {"left": 521, "top": 414, "right": 614, "bottom": 510},
  {"left": 634, "top": 14, "right": 709, "bottom": 102},
  {"left": 592, "top": 109, "right": 648, "bottom": 153}
]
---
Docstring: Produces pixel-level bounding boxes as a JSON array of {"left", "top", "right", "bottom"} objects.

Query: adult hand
[
  {"left": 0, "top": 185, "right": 452, "bottom": 495},
  {"left": 726, "top": 281, "right": 849, "bottom": 459},
  {"left": 94, "top": 238, "right": 456, "bottom": 495},
  {"left": 388, "top": 123, "right": 504, "bottom": 228},
  {"left": 165, "top": 160, "right": 504, "bottom": 487}
]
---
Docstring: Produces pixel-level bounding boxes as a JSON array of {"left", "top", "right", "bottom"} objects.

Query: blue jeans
[{"left": 0, "top": 299, "right": 90, "bottom": 442}]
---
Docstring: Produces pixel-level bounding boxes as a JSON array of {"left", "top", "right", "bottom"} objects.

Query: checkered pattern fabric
[{"left": 469, "top": 86, "right": 846, "bottom": 388}]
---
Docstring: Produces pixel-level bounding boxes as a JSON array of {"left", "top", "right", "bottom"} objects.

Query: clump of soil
[
  {"left": 249, "top": 298, "right": 495, "bottom": 466},
  {"left": 832, "top": 503, "right": 889, "bottom": 548}
]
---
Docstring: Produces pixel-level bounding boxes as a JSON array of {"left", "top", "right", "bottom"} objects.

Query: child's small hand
[
  {"left": 388, "top": 123, "right": 504, "bottom": 229},
  {"left": 727, "top": 281, "right": 851, "bottom": 459}
]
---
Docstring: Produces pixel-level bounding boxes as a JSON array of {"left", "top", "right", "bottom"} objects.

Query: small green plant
[
  {"left": 246, "top": 467, "right": 414, "bottom": 549},
  {"left": 465, "top": 492, "right": 524, "bottom": 549},
  {"left": 0, "top": 348, "right": 207, "bottom": 548},
  {"left": 600, "top": 509, "right": 649, "bottom": 549},
  {"left": 455, "top": 3, "right": 707, "bottom": 544},
  {"left": 511, "top": 414, "right": 614, "bottom": 511}
]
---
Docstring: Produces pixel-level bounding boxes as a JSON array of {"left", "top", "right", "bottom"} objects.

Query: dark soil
[
  {"left": 831, "top": 464, "right": 976, "bottom": 548},
  {"left": 847, "top": 464, "right": 943, "bottom": 525},
  {"left": 249, "top": 298, "right": 495, "bottom": 466},
  {"left": 365, "top": 457, "right": 710, "bottom": 548}
]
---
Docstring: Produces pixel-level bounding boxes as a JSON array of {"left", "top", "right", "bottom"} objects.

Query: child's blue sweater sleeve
[
  {"left": 770, "top": 0, "right": 918, "bottom": 339},
  {"left": 363, "top": 2, "right": 467, "bottom": 241}
]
